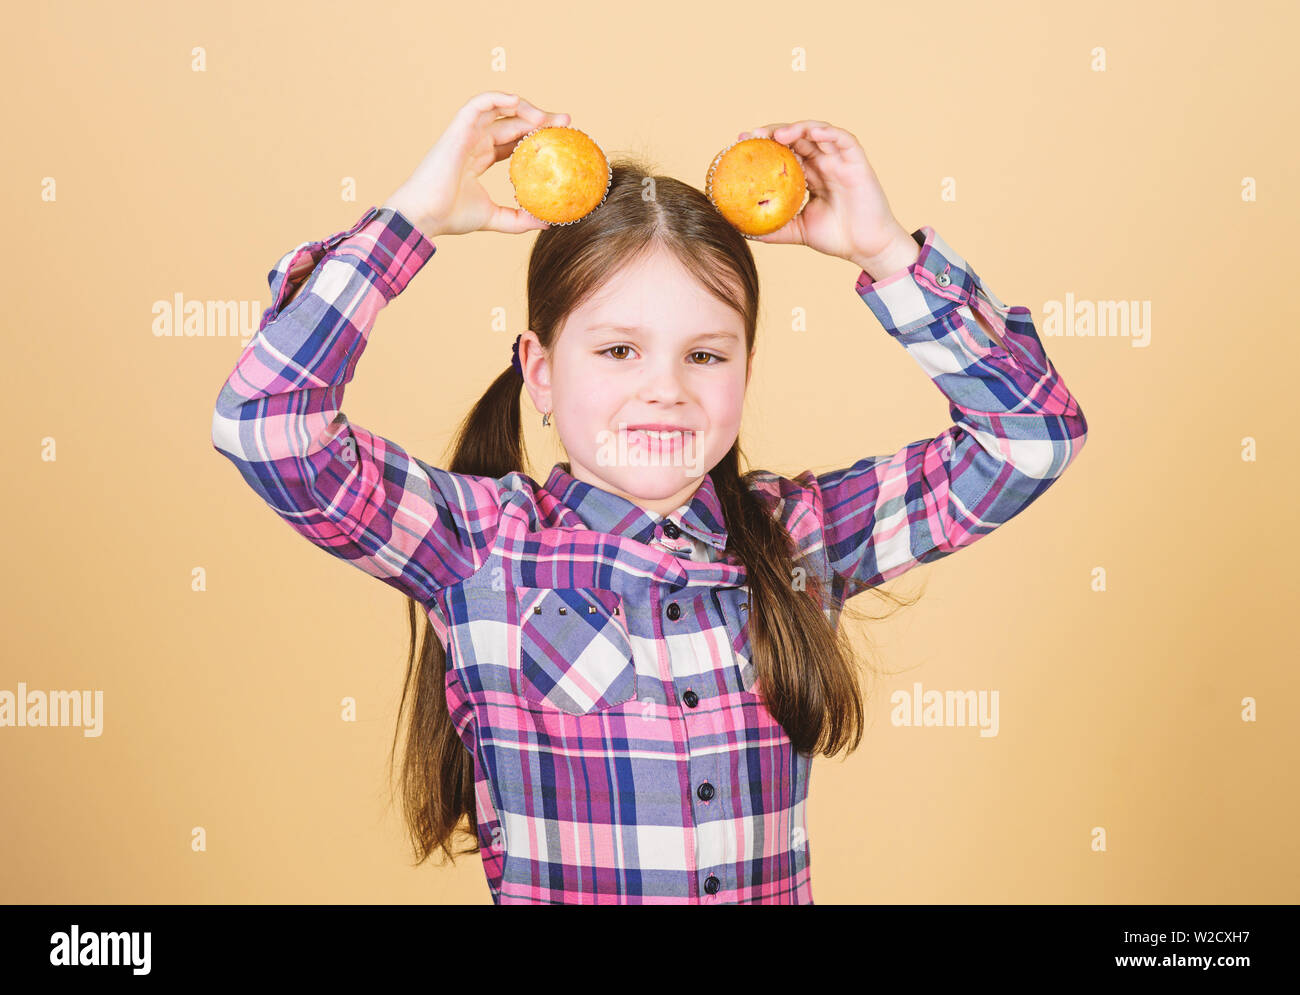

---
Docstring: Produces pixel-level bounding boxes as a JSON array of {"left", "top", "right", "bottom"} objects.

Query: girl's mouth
[{"left": 629, "top": 429, "right": 687, "bottom": 448}]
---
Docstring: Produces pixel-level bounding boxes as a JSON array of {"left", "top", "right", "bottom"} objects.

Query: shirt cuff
[
  {"left": 334, "top": 205, "right": 438, "bottom": 300},
  {"left": 854, "top": 226, "right": 978, "bottom": 335},
  {"left": 269, "top": 205, "right": 437, "bottom": 314}
]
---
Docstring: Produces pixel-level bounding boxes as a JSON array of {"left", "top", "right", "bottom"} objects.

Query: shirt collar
[{"left": 543, "top": 462, "right": 729, "bottom": 552}]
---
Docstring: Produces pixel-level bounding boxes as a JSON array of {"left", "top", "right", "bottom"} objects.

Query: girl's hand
[
  {"left": 383, "top": 91, "right": 570, "bottom": 239},
  {"left": 734, "top": 121, "right": 916, "bottom": 275}
]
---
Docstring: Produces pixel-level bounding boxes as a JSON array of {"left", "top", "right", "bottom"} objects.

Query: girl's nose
[{"left": 638, "top": 362, "right": 687, "bottom": 403}]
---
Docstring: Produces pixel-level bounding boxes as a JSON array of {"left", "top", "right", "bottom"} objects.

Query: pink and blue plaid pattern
[{"left": 211, "top": 205, "right": 1088, "bottom": 903}]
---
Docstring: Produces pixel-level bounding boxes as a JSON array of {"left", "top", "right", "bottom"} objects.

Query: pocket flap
[{"left": 517, "top": 587, "right": 636, "bottom": 714}]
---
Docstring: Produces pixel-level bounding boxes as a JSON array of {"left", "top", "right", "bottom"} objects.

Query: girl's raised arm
[
  {"left": 210, "top": 92, "right": 569, "bottom": 603},
  {"left": 210, "top": 205, "right": 507, "bottom": 604},
  {"left": 804, "top": 227, "right": 1089, "bottom": 605},
  {"left": 730, "top": 120, "right": 1086, "bottom": 609}
]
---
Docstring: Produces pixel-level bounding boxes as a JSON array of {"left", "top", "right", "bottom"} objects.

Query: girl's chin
[{"left": 604, "top": 465, "right": 711, "bottom": 491}]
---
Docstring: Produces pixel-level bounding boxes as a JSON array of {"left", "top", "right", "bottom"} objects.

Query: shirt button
[
  {"left": 662, "top": 521, "right": 681, "bottom": 540},
  {"left": 696, "top": 781, "right": 714, "bottom": 801},
  {"left": 703, "top": 874, "right": 720, "bottom": 895},
  {"left": 666, "top": 602, "right": 681, "bottom": 621},
  {"left": 936, "top": 271, "right": 951, "bottom": 287},
  {"left": 682, "top": 689, "right": 699, "bottom": 708}
]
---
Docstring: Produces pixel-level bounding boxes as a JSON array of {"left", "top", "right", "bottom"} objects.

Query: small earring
[{"left": 542, "top": 412, "right": 551, "bottom": 427}]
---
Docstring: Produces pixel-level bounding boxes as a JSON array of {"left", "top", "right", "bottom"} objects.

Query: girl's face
[{"left": 522, "top": 245, "right": 752, "bottom": 517}]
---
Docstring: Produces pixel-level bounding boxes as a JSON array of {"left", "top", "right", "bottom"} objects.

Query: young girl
[{"left": 211, "top": 91, "right": 1087, "bottom": 904}]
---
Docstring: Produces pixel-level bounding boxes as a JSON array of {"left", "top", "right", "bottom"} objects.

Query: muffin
[
  {"left": 508, "top": 126, "right": 611, "bottom": 225},
  {"left": 706, "top": 137, "right": 807, "bottom": 236}
]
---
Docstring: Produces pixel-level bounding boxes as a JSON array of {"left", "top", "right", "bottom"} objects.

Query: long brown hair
[{"left": 387, "top": 158, "right": 922, "bottom": 866}]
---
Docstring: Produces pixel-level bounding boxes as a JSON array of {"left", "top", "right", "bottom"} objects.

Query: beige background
[{"left": 2, "top": 0, "right": 1296, "bottom": 903}]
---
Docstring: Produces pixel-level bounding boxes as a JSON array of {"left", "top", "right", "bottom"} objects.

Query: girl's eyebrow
[{"left": 585, "top": 324, "right": 741, "bottom": 344}]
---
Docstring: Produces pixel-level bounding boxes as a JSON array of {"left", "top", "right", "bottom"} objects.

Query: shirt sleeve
[
  {"left": 210, "top": 205, "right": 507, "bottom": 604},
  {"left": 805, "top": 225, "right": 1089, "bottom": 605}
]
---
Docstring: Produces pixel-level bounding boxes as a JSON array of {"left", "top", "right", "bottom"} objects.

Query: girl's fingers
[
  {"left": 486, "top": 203, "right": 550, "bottom": 235},
  {"left": 737, "top": 121, "right": 850, "bottom": 164},
  {"left": 745, "top": 214, "right": 801, "bottom": 245},
  {"left": 462, "top": 91, "right": 519, "bottom": 127},
  {"left": 755, "top": 120, "right": 858, "bottom": 156},
  {"left": 738, "top": 123, "right": 792, "bottom": 142},
  {"left": 506, "top": 96, "right": 566, "bottom": 127},
  {"left": 490, "top": 137, "right": 524, "bottom": 164},
  {"left": 779, "top": 122, "right": 842, "bottom": 159},
  {"left": 733, "top": 122, "right": 832, "bottom": 198},
  {"left": 807, "top": 123, "right": 859, "bottom": 149},
  {"left": 470, "top": 93, "right": 560, "bottom": 134},
  {"left": 807, "top": 124, "right": 865, "bottom": 160},
  {"left": 467, "top": 90, "right": 518, "bottom": 110},
  {"left": 787, "top": 134, "right": 821, "bottom": 159},
  {"left": 491, "top": 101, "right": 569, "bottom": 137},
  {"left": 488, "top": 113, "right": 574, "bottom": 165},
  {"left": 487, "top": 113, "right": 540, "bottom": 148},
  {"left": 485, "top": 101, "right": 571, "bottom": 162},
  {"left": 494, "top": 95, "right": 570, "bottom": 131}
]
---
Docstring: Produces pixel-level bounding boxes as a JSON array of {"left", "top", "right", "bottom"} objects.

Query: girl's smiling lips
[{"left": 624, "top": 423, "right": 698, "bottom": 432}]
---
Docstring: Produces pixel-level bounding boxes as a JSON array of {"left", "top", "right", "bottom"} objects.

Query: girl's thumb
[{"left": 487, "top": 205, "right": 551, "bottom": 235}]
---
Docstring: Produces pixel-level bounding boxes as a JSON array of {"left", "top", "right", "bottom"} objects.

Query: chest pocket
[
  {"left": 711, "top": 584, "right": 756, "bottom": 694},
  {"left": 515, "top": 587, "right": 637, "bottom": 715}
]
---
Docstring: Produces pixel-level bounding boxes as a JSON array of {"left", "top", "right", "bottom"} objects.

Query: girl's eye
[
  {"left": 599, "top": 346, "right": 724, "bottom": 365},
  {"left": 689, "top": 351, "right": 723, "bottom": 365}
]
